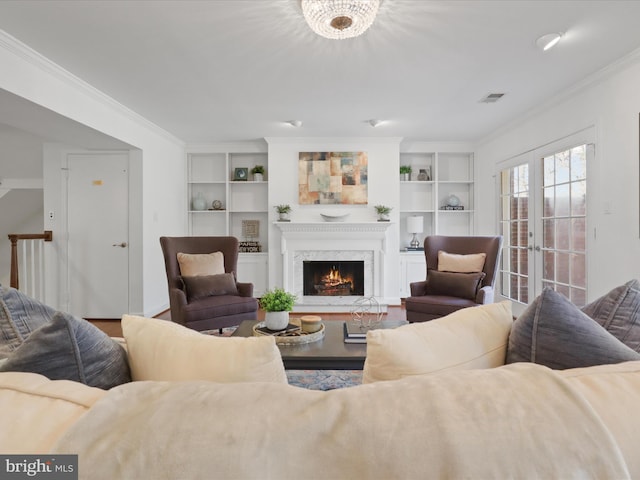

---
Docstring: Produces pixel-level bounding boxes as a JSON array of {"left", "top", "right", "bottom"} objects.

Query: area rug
[{"left": 286, "top": 370, "right": 363, "bottom": 390}]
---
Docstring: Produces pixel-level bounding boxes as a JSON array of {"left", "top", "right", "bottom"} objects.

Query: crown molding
[{"left": 0, "top": 29, "right": 184, "bottom": 147}]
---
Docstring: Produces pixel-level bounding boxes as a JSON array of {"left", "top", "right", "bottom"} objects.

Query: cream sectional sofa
[{"left": 2, "top": 301, "right": 640, "bottom": 479}]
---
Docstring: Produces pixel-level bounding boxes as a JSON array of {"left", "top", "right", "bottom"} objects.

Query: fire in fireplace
[{"left": 303, "top": 261, "right": 365, "bottom": 296}]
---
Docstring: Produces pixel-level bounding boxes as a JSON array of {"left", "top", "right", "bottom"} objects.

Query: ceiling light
[
  {"left": 286, "top": 120, "right": 303, "bottom": 127},
  {"left": 536, "top": 33, "right": 563, "bottom": 51},
  {"left": 301, "top": 0, "right": 380, "bottom": 40},
  {"left": 368, "top": 119, "right": 382, "bottom": 127}
]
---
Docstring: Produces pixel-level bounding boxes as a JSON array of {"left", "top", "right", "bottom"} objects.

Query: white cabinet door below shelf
[
  {"left": 237, "top": 253, "right": 268, "bottom": 297},
  {"left": 400, "top": 252, "right": 427, "bottom": 298}
]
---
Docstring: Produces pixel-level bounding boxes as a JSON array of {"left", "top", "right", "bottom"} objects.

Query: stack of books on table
[
  {"left": 343, "top": 319, "right": 410, "bottom": 344},
  {"left": 343, "top": 321, "right": 370, "bottom": 344}
]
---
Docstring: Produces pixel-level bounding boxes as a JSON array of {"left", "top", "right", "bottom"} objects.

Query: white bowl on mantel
[{"left": 320, "top": 212, "right": 350, "bottom": 222}]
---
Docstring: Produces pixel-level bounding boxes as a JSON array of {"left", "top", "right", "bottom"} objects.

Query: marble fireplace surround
[{"left": 275, "top": 222, "right": 393, "bottom": 312}]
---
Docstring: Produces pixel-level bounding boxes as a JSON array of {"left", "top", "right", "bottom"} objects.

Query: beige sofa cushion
[
  {"left": 121, "top": 315, "right": 287, "bottom": 384},
  {"left": 0, "top": 371, "right": 106, "bottom": 453},
  {"left": 363, "top": 301, "right": 513, "bottom": 383},
  {"left": 52, "top": 363, "right": 629, "bottom": 479},
  {"left": 560, "top": 360, "right": 640, "bottom": 479}
]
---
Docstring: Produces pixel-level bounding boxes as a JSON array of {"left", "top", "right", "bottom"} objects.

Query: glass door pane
[
  {"left": 499, "top": 163, "right": 530, "bottom": 304},
  {"left": 540, "top": 145, "right": 587, "bottom": 306}
]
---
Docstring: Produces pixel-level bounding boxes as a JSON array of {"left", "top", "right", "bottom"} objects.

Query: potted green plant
[
  {"left": 260, "top": 287, "right": 297, "bottom": 330},
  {"left": 374, "top": 204, "right": 392, "bottom": 221},
  {"left": 251, "top": 165, "right": 265, "bottom": 182},
  {"left": 400, "top": 165, "right": 412, "bottom": 181},
  {"left": 275, "top": 204, "right": 292, "bottom": 221}
]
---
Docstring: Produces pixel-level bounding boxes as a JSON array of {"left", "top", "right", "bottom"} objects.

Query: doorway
[
  {"left": 498, "top": 132, "right": 593, "bottom": 312},
  {"left": 66, "top": 152, "right": 129, "bottom": 318}
]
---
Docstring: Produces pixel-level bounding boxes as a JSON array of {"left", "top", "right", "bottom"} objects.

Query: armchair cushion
[
  {"left": 122, "top": 314, "right": 286, "bottom": 384},
  {"left": 506, "top": 288, "right": 640, "bottom": 369},
  {"left": 426, "top": 270, "right": 486, "bottom": 300},
  {"left": 181, "top": 273, "right": 238, "bottom": 301},
  {"left": 363, "top": 302, "right": 513, "bottom": 383},
  {"left": 0, "top": 312, "right": 131, "bottom": 390},
  {"left": 581, "top": 279, "right": 640, "bottom": 352},
  {"left": 177, "top": 251, "right": 225, "bottom": 276},
  {"left": 437, "top": 251, "right": 486, "bottom": 273}
]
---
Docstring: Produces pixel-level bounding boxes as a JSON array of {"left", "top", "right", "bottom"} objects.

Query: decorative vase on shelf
[
  {"left": 192, "top": 192, "right": 207, "bottom": 211},
  {"left": 253, "top": 173, "right": 264, "bottom": 182},
  {"left": 417, "top": 169, "right": 430, "bottom": 181}
]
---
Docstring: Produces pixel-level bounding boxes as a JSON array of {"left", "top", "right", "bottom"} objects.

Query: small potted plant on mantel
[
  {"left": 251, "top": 165, "right": 265, "bottom": 182},
  {"left": 374, "top": 205, "right": 392, "bottom": 221},
  {"left": 400, "top": 165, "right": 412, "bottom": 181},
  {"left": 275, "top": 204, "right": 292, "bottom": 222},
  {"left": 260, "top": 287, "right": 297, "bottom": 331}
]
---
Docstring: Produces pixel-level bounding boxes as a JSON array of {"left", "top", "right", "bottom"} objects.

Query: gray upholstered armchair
[
  {"left": 405, "top": 235, "right": 503, "bottom": 323},
  {"left": 159, "top": 236, "right": 258, "bottom": 332}
]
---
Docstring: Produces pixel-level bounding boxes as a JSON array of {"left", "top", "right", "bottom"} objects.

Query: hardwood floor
[{"left": 91, "top": 303, "right": 408, "bottom": 337}]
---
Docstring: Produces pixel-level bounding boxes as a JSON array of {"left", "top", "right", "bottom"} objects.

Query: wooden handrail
[{"left": 8, "top": 231, "right": 52, "bottom": 289}]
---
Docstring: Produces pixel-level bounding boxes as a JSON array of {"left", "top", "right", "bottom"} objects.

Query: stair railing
[{"left": 8, "top": 231, "right": 53, "bottom": 300}]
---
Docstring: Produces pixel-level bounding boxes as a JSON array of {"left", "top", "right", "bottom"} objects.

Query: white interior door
[{"left": 66, "top": 153, "right": 129, "bottom": 318}]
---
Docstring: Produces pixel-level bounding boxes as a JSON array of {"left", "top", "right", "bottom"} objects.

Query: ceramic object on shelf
[
  {"left": 447, "top": 194, "right": 461, "bottom": 207},
  {"left": 192, "top": 192, "right": 207, "bottom": 211},
  {"left": 212, "top": 200, "right": 223, "bottom": 210},
  {"left": 320, "top": 213, "right": 350, "bottom": 222},
  {"left": 253, "top": 173, "right": 264, "bottom": 182}
]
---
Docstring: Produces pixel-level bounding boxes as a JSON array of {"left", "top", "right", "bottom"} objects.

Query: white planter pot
[
  {"left": 264, "top": 311, "right": 289, "bottom": 331},
  {"left": 253, "top": 173, "right": 264, "bottom": 182}
]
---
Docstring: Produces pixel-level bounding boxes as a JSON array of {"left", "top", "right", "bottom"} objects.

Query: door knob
[{"left": 112, "top": 242, "right": 127, "bottom": 248}]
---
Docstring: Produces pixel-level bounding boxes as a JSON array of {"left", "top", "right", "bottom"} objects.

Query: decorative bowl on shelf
[{"left": 320, "top": 212, "right": 350, "bottom": 222}]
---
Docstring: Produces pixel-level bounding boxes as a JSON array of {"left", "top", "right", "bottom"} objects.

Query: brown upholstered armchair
[
  {"left": 159, "top": 236, "right": 258, "bottom": 332},
  {"left": 405, "top": 235, "right": 503, "bottom": 323}
]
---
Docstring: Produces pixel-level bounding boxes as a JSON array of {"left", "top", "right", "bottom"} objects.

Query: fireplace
[
  {"left": 274, "top": 221, "right": 393, "bottom": 312},
  {"left": 303, "top": 261, "right": 365, "bottom": 296}
]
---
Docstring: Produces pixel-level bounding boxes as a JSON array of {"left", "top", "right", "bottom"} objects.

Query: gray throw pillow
[
  {"left": 181, "top": 273, "right": 239, "bottom": 301},
  {"left": 0, "top": 311, "right": 131, "bottom": 389},
  {"left": 581, "top": 279, "right": 640, "bottom": 352},
  {"left": 506, "top": 288, "right": 640, "bottom": 369},
  {"left": 425, "top": 270, "right": 485, "bottom": 300},
  {"left": 0, "top": 286, "right": 57, "bottom": 358}
]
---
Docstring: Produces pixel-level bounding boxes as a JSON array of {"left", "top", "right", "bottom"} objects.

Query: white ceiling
[{"left": 1, "top": 0, "right": 640, "bottom": 144}]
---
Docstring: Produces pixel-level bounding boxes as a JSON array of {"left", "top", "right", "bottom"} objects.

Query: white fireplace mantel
[{"left": 274, "top": 221, "right": 394, "bottom": 311}]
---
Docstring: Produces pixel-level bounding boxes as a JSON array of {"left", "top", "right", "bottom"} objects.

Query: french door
[{"left": 498, "top": 135, "right": 593, "bottom": 312}]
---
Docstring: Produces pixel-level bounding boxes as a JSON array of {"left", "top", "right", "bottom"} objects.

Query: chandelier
[{"left": 301, "top": 0, "right": 380, "bottom": 40}]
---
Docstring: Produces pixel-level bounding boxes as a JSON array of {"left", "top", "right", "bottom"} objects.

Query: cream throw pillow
[
  {"left": 121, "top": 315, "right": 287, "bottom": 384},
  {"left": 438, "top": 250, "right": 486, "bottom": 273},
  {"left": 177, "top": 251, "right": 224, "bottom": 276},
  {"left": 0, "top": 371, "right": 106, "bottom": 453},
  {"left": 363, "top": 301, "right": 513, "bottom": 383}
]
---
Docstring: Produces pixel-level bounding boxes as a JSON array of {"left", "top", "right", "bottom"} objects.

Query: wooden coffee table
[{"left": 232, "top": 319, "right": 405, "bottom": 370}]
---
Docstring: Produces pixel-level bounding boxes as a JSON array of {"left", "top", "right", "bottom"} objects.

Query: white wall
[
  {"left": 1, "top": 30, "right": 186, "bottom": 317},
  {"left": 475, "top": 50, "right": 640, "bottom": 300},
  {"left": 266, "top": 137, "right": 402, "bottom": 304}
]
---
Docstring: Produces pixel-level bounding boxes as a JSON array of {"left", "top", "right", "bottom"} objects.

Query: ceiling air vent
[{"left": 480, "top": 93, "right": 505, "bottom": 103}]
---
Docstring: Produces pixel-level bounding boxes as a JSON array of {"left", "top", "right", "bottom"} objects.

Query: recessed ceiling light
[
  {"left": 286, "top": 120, "right": 303, "bottom": 127},
  {"left": 368, "top": 119, "right": 382, "bottom": 127},
  {"left": 536, "top": 33, "right": 563, "bottom": 51}
]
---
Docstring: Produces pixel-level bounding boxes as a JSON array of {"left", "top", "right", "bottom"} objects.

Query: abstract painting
[{"left": 298, "top": 151, "right": 368, "bottom": 205}]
